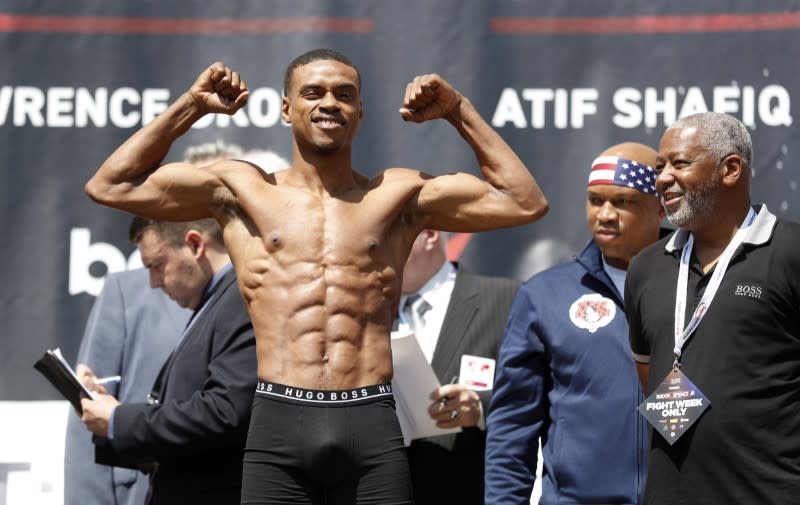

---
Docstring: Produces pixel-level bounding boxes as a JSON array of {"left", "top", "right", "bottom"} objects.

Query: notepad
[{"left": 33, "top": 348, "right": 95, "bottom": 414}]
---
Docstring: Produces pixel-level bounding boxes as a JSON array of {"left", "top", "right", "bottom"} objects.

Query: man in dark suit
[
  {"left": 77, "top": 217, "right": 256, "bottom": 505},
  {"left": 63, "top": 141, "right": 248, "bottom": 505},
  {"left": 64, "top": 268, "right": 191, "bottom": 505},
  {"left": 399, "top": 229, "right": 520, "bottom": 505}
]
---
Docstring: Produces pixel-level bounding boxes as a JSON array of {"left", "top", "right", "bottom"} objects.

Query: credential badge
[{"left": 569, "top": 293, "right": 616, "bottom": 333}]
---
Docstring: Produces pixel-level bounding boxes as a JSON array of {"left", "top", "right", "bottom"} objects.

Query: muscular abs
[{"left": 224, "top": 174, "right": 414, "bottom": 390}]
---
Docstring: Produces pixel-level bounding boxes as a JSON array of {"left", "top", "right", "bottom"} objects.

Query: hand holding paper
[
  {"left": 33, "top": 348, "right": 96, "bottom": 414},
  {"left": 390, "top": 331, "right": 461, "bottom": 445}
]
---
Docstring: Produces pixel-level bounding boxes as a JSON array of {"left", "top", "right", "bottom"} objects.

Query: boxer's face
[{"left": 282, "top": 59, "right": 363, "bottom": 154}]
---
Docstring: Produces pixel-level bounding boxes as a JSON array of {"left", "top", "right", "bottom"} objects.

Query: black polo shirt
[{"left": 625, "top": 204, "right": 800, "bottom": 505}]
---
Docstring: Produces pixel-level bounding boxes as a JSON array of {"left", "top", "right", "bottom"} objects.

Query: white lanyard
[{"left": 673, "top": 208, "right": 757, "bottom": 363}]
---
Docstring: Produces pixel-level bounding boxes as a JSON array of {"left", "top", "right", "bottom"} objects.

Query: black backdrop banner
[{"left": 2, "top": 0, "right": 799, "bottom": 399}]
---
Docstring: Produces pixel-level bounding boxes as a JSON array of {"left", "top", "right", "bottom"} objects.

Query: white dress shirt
[{"left": 399, "top": 262, "right": 457, "bottom": 364}]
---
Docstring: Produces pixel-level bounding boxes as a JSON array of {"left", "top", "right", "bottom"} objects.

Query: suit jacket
[
  {"left": 64, "top": 268, "right": 191, "bottom": 505},
  {"left": 93, "top": 267, "right": 256, "bottom": 505},
  {"left": 406, "top": 268, "right": 520, "bottom": 505}
]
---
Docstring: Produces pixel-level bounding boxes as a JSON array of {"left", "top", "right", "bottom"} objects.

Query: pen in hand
[
  {"left": 94, "top": 375, "right": 122, "bottom": 385},
  {"left": 438, "top": 376, "right": 459, "bottom": 410}
]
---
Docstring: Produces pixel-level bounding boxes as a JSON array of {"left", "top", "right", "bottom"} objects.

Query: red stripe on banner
[
  {"left": 0, "top": 14, "right": 374, "bottom": 34},
  {"left": 491, "top": 12, "right": 800, "bottom": 34},
  {"left": 447, "top": 233, "right": 473, "bottom": 262}
]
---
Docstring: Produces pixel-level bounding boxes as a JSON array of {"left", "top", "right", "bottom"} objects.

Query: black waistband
[{"left": 255, "top": 379, "right": 394, "bottom": 406}]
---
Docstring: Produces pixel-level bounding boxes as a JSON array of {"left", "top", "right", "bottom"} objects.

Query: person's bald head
[
  {"left": 586, "top": 142, "right": 664, "bottom": 270},
  {"left": 599, "top": 142, "right": 658, "bottom": 167},
  {"left": 588, "top": 143, "right": 658, "bottom": 196},
  {"left": 401, "top": 230, "right": 447, "bottom": 294}
]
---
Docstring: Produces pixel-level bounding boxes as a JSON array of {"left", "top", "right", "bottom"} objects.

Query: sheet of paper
[
  {"left": 52, "top": 349, "right": 95, "bottom": 400},
  {"left": 390, "top": 330, "right": 461, "bottom": 445}
]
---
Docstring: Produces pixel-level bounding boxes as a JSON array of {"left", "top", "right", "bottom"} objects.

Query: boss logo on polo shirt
[{"left": 734, "top": 284, "right": 763, "bottom": 299}]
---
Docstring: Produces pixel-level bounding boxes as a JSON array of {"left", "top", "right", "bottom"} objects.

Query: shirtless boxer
[{"left": 85, "top": 48, "right": 548, "bottom": 504}]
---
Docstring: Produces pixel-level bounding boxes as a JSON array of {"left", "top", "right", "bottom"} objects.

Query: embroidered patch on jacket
[{"left": 569, "top": 293, "right": 616, "bottom": 333}]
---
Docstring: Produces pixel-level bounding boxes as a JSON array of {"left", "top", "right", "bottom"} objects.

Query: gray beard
[{"left": 663, "top": 178, "right": 719, "bottom": 228}]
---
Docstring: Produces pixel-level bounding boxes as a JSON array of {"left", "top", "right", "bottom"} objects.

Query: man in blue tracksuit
[{"left": 486, "top": 142, "right": 665, "bottom": 505}]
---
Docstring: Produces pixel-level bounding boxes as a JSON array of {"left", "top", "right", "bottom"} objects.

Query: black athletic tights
[{"left": 241, "top": 392, "right": 415, "bottom": 504}]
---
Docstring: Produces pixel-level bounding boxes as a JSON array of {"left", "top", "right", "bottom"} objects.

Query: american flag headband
[{"left": 587, "top": 156, "right": 657, "bottom": 196}]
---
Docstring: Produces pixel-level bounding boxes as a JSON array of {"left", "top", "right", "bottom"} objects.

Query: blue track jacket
[{"left": 486, "top": 241, "right": 647, "bottom": 505}]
